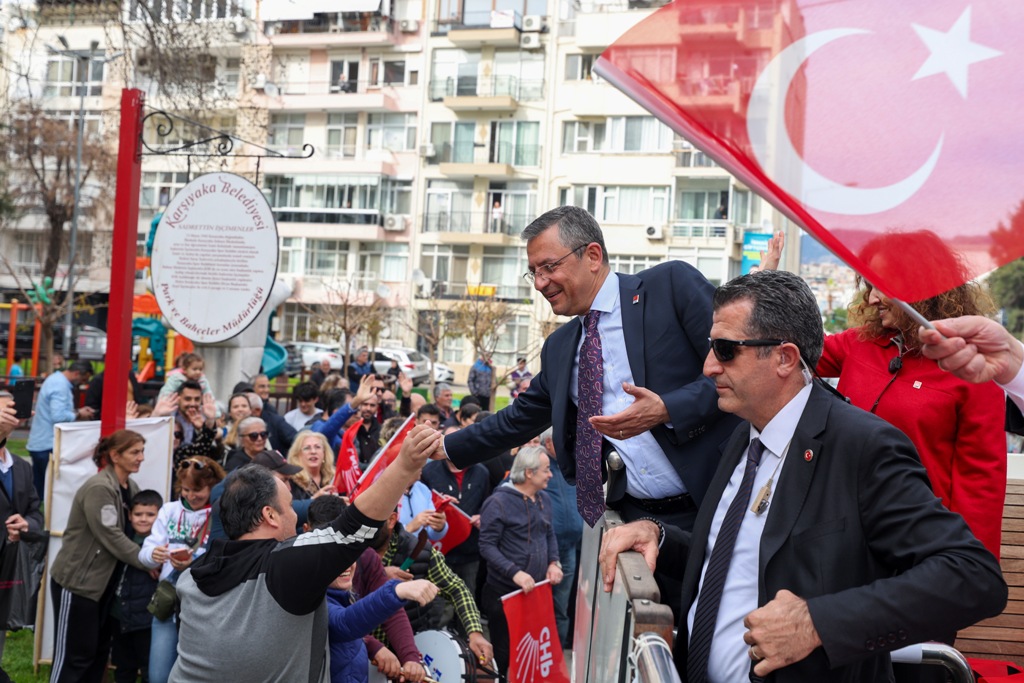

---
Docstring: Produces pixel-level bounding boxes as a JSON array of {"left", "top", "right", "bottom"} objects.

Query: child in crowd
[
  {"left": 111, "top": 490, "right": 163, "bottom": 683},
  {"left": 308, "top": 497, "right": 438, "bottom": 683},
  {"left": 157, "top": 353, "right": 215, "bottom": 404}
]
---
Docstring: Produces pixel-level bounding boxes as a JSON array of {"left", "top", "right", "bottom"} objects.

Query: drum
[{"left": 366, "top": 629, "right": 503, "bottom": 683}]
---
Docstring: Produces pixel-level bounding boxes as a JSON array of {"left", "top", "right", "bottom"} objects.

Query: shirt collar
[
  {"left": 578, "top": 271, "right": 618, "bottom": 325},
  {"left": 0, "top": 448, "right": 13, "bottom": 473},
  {"left": 749, "top": 382, "right": 814, "bottom": 458}
]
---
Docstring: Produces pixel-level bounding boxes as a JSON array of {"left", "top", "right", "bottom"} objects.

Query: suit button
[
  {"left": 865, "top": 640, "right": 875, "bottom": 651},
  {"left": 897, "top": 629, "right": 907, "bottom": 641},
  {"left": 876, "top": 637, "right": 887, "bottom": 648},
  {"left": 887, "top": 633, "right": 897, "bottom": 644}
]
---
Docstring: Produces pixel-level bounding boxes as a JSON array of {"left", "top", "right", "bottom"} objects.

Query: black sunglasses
[
  {"left": 177, "top": 459, "right": 207, "bottom": 471},
  {"left": 708, "top": 338, "right": 785, "bottom": 362},
  {"left": 173, "top": 431, "right": 184, "bottom": 440},
  {"left": 244, "top": 431, "right": 270, "bottom": 441}
]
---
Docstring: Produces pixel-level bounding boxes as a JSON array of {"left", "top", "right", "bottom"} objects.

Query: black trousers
[
  {"left": 482, "top": 583, "right": 511, "bottom": 676},
  {"left": 50, "top": 578, "right": 116, "bottom": 683},
  {"left": 111, "top": 624, "right": 151, "bottom": 683}
]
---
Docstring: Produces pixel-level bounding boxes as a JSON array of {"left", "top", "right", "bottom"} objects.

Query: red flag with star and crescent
[
  {"left": 428, "top": 489, "right": 474, "bottom": 555},
  {"left": 332, "top": 419, "right": 363, "bottom": 496},
  {"left": 349, "top": 415, "right": 416, "bottom": 501},
  {"left": 596, "top": 0, "right": 1024, "bottom": 302}
]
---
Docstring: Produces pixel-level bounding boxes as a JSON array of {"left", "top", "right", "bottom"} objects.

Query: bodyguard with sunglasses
[
  {"left": 600, "top": 270, "right": 1005, "bottom": 683},
  {"left": 442, "top": 206, "right": 738, "bottom": 540}
]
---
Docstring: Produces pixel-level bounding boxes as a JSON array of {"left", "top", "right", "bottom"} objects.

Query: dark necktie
[
  {"left": 575, "top": 310, "right": 605, "bottom": 527},
  {"left": 687, "top": 437, "right": 766, "bottom": 683}
]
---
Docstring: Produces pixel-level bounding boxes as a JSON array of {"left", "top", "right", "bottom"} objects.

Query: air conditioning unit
[
  {"left": 418, "top": 143, "right": 436, "bottom": 159},
  {"left": 399, "top": 19, "right": 420, "bottom": 33},
  {"left": 519, "top": 32, "right": 542, "bottom": 49},
  {"left": 646, "top": 224, "right": 665, "bottom": 240},
  {"left": 253, "top": 73, "right": 267, "bottom": 90},
  {"left": 522, "top": 15, "right": 544, "bottom": 32},
  {"left": 231, "top": 17, "right": 247, "bottom": 36},
  {"left": 383, "top": 214, "right": 409, "bottom": 231}
]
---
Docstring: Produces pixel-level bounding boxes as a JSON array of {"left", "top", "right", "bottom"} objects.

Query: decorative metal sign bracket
[{"left": 140, "top": 108, "right": 314, "bottom": 185}]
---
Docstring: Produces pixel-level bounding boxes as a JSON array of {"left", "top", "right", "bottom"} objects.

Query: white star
[{"left": 912, "top": 6, "right": 1002, "bottom": 98}]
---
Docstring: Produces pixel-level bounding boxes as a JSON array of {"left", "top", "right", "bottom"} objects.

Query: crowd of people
[{"left": 0, "top": 203, "right": 1019, "bottom": 683}]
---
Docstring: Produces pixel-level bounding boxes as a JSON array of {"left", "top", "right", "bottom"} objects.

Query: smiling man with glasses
[{"left": 440, "top": 204, "right": 740, "bottom": 617}]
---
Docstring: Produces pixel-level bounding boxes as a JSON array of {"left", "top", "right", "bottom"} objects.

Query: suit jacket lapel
[
  {"left": 618, "top": 273, "right": 646, "bottom": 387},
  {"left": 758, "top": 386, "right": 830, "bottom": 587}
]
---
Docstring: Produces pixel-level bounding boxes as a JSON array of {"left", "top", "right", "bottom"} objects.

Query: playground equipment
[{"left": 1, "top": 299, "right": 42, "bottom": 376}]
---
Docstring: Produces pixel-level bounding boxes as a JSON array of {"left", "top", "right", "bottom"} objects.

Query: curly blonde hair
[{"left": 286, "top": 430, "right": 336, "bottom": 496}]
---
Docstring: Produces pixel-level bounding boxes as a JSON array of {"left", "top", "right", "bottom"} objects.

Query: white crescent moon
[{"left": 746, "top": 28, "right": 944, "bottom": 216}]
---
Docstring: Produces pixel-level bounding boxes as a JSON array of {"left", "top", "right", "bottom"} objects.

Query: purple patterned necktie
[
  {"left": 686, "top": 437, "right": 766, "bottom": 683},
  {"left": 576, "top": 310, "right": 605, "bottom": 526}
]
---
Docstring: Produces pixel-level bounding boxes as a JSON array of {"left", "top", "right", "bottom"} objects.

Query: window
[
  {"left": 330, "top": 59, "right": 360, "bottom": 93},
  {"left": 305, "top": 239, "right": 350, "bottom": 277},
  {"left": 492, "top": 314, "right": 530, "bottom": 366},
  {"left": 280, "top": 302, "right": 314, "bottom": 341},
  {"left": 367, "top": 113, "right": 417, "bottom": 152},
  {"left": 565, "top": 185, "right": 670, "bottom": 225},
  {"left": 49, "top": 110, "right": 103, "bottom": 137},
  {"left": 731, "top": 189, "right": 762, "bottom": 227},
  {"left": 482, "top": 246, "right": 530, "bottom": 299},
  {"left": 325, "top": 113, "right": 358, "bottom": 158},
  {"left": 369, "top": 58, "right": 406, "bottom": 86},
  {"left": 565, "top": 53, "right": 594, "bottom": 81},
  {"left": 430, "top": 122, "right": 476, "bottom": 163},
  {"left": 264, "top": 174, "right": 383, "bottom": 224},
  {"left": 491, "top": 121, "right": 540, "bottom": 166},
  {"left": 493, "top": 50, "right": 544, "bottom": 99},
  {"left": 141, "top": 172, "right": 190, "bottom": 208},
  {"left": 382, "top": 179, "right": 412, "bottom": 214},
  {"left": 610, "top": 254, "right": 662, "bottom": 274},
  {"left": 358, "top": 242, "right": 409, "bottom": 281},
  {"left": 44, "top": 56, "right": 104, "bottom": 97},
  {"left": 279, "top": 237, "right": 303, "bottom": 274},
  {"left": 220, "top": 57, "right": 241, "bottom": 94},
  {"left": 129, "top": 0, "right": 243, "bottom": 20},
  {"left": 268, "top": 114, "right": 306, "bottom": 153},
  {"left": 678, "top": 189, "right": 729, "bottom": 221},
  {"left": 561, "top": 121, "right": 604, "bottom": 154},
  {"left": 430, "top": 49, "right": 479, "bottom": 100},
  {"left": 424, "top": 181, "right": 474, "bottom": 233},
  {"left": 604, "top": 116, "right": 673, "bottom": 153}
]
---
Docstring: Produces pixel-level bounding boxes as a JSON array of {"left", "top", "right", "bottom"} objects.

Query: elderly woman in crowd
[
  {"left": 222, "top": 416, "right": 271, "bottom": 472},
  {"left": 286, "top": 430, "right": 337, "bottom": 498},
  {"left": 49, "top": 430, "right": 163, "bottom": 683}
]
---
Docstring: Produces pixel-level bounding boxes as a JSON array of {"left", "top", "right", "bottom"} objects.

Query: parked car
[
  {"left": 292, "top": 342, "right": 343, "bottom": 371},
  {"left": 433, "top": 362, "right": 455, "bottom": 384},
  {"left": 75, "top": 325, "right": 107, "bottom": 361},
  {"left": 372, "top": 347, "right": 430, "bottom": 386},
  {"left": 282, "top": 342, "right": 304, "bottom": 377}
]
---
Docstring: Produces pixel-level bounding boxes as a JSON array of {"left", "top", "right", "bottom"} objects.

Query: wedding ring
[
  {"left": 749, "top": 646, "right": 763, "bottom": 662},
  {"left": 619, "top": 430, "right": 624, "bottom": 439}
]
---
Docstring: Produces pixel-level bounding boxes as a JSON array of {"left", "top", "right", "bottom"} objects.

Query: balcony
[
  {"left": 433, "top": 10, "right": 523, "bottom": 46},
  {"left": 265, "top": 12, "right": 399, "bottom": 47},
  {"left": 272, "top": 209, "right": 385, "bottom": 237},
  {"left": 421, "top": 211, "right": 524, "bottom": 238},
  {"left": 435, "top": 142, "right": 540, "bottom": 179},
  {"left": 574, "top": 1, "right": 668, "bottom": 48},
  {"left": 258, "top": 80, "right": 400, "bottom": 112},
  {"left": 671, "top": 219, "right": 730, "bottom": 240},
  {"left": 429, "top": 77, "right": 545, "bottom": 111},
  {"left": 418, "top": 280, "right": 532, "bottom": 302}
]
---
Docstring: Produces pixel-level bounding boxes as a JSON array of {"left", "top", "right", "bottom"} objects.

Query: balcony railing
[
  {"left": 421, "top": 210, "right": 527, "bottom": 236},
  {"left": 428, "top": 76, "right": 545, "bottom": 102},
  {"left": 576, "top": 0, "right": 672, "bottom": 12},
  {"left": 434, "top": 141, "right": 541, "bottom": 167},
  {"left": 272, "top": 79, "right": 406, "bottom": 96},
  {"left": 674, "top": 149, "right": 718, "bottom": 168},
  {"left": 273, "top": 208, "right": 382, "bottom": 225},
  {"left": 266, "top": 11, "right": 395, "bottom": 36},
  {"left": 672, "top": 220, "right": 729, "bottom": 238},
  {"left": 432, "top": 9, "right": 522, "bottom": 34}
]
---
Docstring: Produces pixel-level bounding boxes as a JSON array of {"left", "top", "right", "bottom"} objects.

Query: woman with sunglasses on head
[
  {"left": 49, "top": 430, "right": 158, "bottom": 683},
  {"left": 140, "top": 456, "right": 225, "bottom": 683}
]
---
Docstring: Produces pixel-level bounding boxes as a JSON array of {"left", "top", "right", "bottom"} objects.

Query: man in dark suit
[
  {"left": 442, "top": 205, "right": 739, "bottom": 533},
  {"left": 599, "top": 270, "right": 1007, "bottom": 683},
  {"left": 0, "top": 392, "right": 44, "bottom": 683}
]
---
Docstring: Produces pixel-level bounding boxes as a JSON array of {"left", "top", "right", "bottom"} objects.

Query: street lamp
[{"left": 48, "top": 38, "right": 123, "bottom": 358}]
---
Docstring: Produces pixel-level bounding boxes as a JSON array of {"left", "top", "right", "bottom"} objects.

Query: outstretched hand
[
  {"left": 589, "top": 383, "right": 669, "bottom": 440},
  {"left": 920, "top": 317, "right": 1023, "bottom": 385},
  {"left": 750, "top": 231, "right": 785, "bottom": 272}
]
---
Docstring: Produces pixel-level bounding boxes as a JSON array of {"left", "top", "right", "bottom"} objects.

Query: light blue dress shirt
[
  {"left": 26, "top": 372, "right": 78, "bottom": 452},
  {"left": 570, "top": 272, "right": 687, "bottom": 500}
]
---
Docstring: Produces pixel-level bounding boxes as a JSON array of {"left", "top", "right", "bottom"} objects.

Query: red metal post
[
  {"left": 101, "top": 89, "right": 145, "bottom": 436},
  {"left": 31, "top": 307, "right": 40, "bottom": 376},
  {"left": 5, "top": 300, "right": 16, "bottom": 377}
]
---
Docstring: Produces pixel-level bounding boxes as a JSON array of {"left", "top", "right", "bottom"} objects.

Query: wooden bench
[{"left": 955, "top": 479, "right": 1024, "bottom": 666}]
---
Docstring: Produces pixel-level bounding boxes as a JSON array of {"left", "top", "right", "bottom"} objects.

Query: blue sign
[{"left": 742, "top": 232, "right": 773, "bottom": 274}]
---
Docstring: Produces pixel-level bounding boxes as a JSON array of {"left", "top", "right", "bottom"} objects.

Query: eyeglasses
[
  {"left": 177, "top": 459, "right": 207, "bottom": 471},
  {"left": 708, "top": 338, "right": 785, "bottom": 363},
  {"left": 173, "top": 431, "right": 184, "bottom": 440},
  {"left": 371, "top": 387, "right": 385, "bottom": 394},
  {"left": 244, "top": 431, "right": 269, "bottom": 441},
  {"left": 523, "top": 244, "right": 588, "bottom": 283}
]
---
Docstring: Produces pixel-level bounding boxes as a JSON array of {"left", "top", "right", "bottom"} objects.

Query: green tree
[{"left": 987, "top": 257, "right": 1024, "bottom": 335}]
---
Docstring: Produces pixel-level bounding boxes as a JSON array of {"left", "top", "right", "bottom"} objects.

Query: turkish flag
[
  {"left": 332, "top": 419, "right": 363, "bottom": 496},
  {"left": 502, "top": 581, "right": 569, "bottom": 683},
  {"left": 597, "top": 0, "right": 1024, "bottom": 302},
  {"left": 349, "top": 415, "right": 416, "bottom": 500},
  {"left": 428, "top": 489, "right": 473, "bottom": 555}
]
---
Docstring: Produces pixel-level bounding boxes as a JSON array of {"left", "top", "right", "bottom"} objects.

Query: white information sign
[{"left": 151, "top": 172, "right": 279, "bottom": 343}]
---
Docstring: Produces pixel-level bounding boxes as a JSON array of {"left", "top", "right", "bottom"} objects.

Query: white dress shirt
[
  {"left": 570, "top": 272, "right": 686, "bottom": 500},
  {"left": 1001, "top": 341, "right": 1024, "bottom": 415},
  {"left": 688, "top": 382, "right": 813, "bottom": 683}
]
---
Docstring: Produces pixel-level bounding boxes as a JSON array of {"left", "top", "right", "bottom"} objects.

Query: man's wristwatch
[
  {"left": 636, "top": 516, "right": 666, "bottom": 549},
  {"left": 550, "top": 561, "right": 562, "bottom": 569}
]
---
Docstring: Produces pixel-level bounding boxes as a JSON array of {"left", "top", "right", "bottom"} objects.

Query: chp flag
[
  {"left": 350, "top": 415, "right": 416, "bottom": 500},
  {"left": 429, "top": 489, "right": 473, "bottom": 555},
  {"left": 332, "top": 419, "right": 363, "bottom": 496},
  {"left": 595, "top": 0, "right": 1024, "bottom": 303},
  {"left": 501, "top": 581, "right": 570, "bottom": 683}
]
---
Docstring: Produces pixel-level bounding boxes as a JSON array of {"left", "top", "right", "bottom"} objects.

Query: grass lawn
[{"left": 3, "top": 629, "right": 49, "bottom": 682}]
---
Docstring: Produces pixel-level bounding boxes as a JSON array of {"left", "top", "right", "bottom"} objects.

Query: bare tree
[
  {"left": 302, "top": 278, "right": 387, "bottom": 370},
  {"left": 447, "top": 294, "right": 520, "bottom": 410}
]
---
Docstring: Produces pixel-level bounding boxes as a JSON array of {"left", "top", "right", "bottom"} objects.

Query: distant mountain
[{"left": 800, "top": 233, "right": 843, "bottom": 265}]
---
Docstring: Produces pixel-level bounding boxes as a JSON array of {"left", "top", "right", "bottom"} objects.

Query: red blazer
[{"left": 818, "top": 328, "right": 1006, "bottom": 558}]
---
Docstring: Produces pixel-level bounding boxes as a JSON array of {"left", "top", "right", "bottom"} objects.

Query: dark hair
[
  {"left": 474, "top": 410, "right": 492, "bottom": 423},
  {"left": 12, "top": 354, "right": 21, "bottom": 363},
  {"left": 326, "top": 389, "right": 351, "bottom": 415},
  {"left": 458, "top": 395, "right": 481, "bottom": 409},
  {"left": 307, "top": 495, "right": 348, "bottom": 529},
  {"left": 232, "top": 381, "right": 255, "bottom": 394},
  {"left": 417, "top": 404, "right": 441, "bottom": 419},
  {"left": 131, "top": 489, "right": 164, "bottom": 510},
  {"left": 713, "top": 270, "right": 824, "bottom": 367},
  {"left": 177, "top": 352, "right": 203, "bottom": 369},
  {"left": 179, "top": 379, "right": 203, "bottom": 395},
  {"left": 219, "top": 465, "right": 282, "bottom": 540},
  {"left": 176, "top": 455, "right": 226, "bottom": 493},
  {"left": 458, "top": 403, "right": 481, "bottom": 422},
  {"left": 293, "top": 381, "right": 319, "bottom": 402},
  {"left": 228, "top": 392, "right": 252, "bottom": 411},
  {"left": 517, "top": 357, "right": 526, "bottom": 364},
  {"left": 68, "top": 360, "right": 93, "bottom": 376},
  {"left": 93, "top": 429, "right": 145, "bottom": 468},
  {"left": 521, "top": 205, "right": 609, "bottom": 265}
]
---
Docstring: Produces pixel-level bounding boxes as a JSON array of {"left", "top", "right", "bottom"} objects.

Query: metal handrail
[
  {"left": 633, "top": 632, "right": 682, "bottom": 683},
  {"left": 890, "top": 643, "right": 974, "bottom": 683}
]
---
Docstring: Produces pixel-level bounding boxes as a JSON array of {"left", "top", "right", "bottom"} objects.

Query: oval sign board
[{"left": 151, "top": 172, "right": 279, "bottom": 344}]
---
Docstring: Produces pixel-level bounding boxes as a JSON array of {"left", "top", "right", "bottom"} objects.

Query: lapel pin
[
  {"left": 804, "top": 449, "right": 813, "bottom": 462},
  {"left": 913, "top": 381, "right": 922, "bottom": 389},
  {"left": 632, "top": 294, "right": 640, "bottom": 305}
]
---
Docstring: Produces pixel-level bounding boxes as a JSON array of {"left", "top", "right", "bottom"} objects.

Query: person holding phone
[{"left": 140, "top": 456, "right": 225, "bottom": 683}]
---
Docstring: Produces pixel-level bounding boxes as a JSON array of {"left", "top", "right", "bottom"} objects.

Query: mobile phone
[
  {"left": 11, "top": 382, "right": 33, "bottom": 420},
  {"left": 170, "top": 548, "right": 191, "bottom": 562}
]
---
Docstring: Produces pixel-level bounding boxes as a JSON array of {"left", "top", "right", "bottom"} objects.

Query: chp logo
[{"left": 513, "top": 626, "right": 555, "bottom": 683}]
